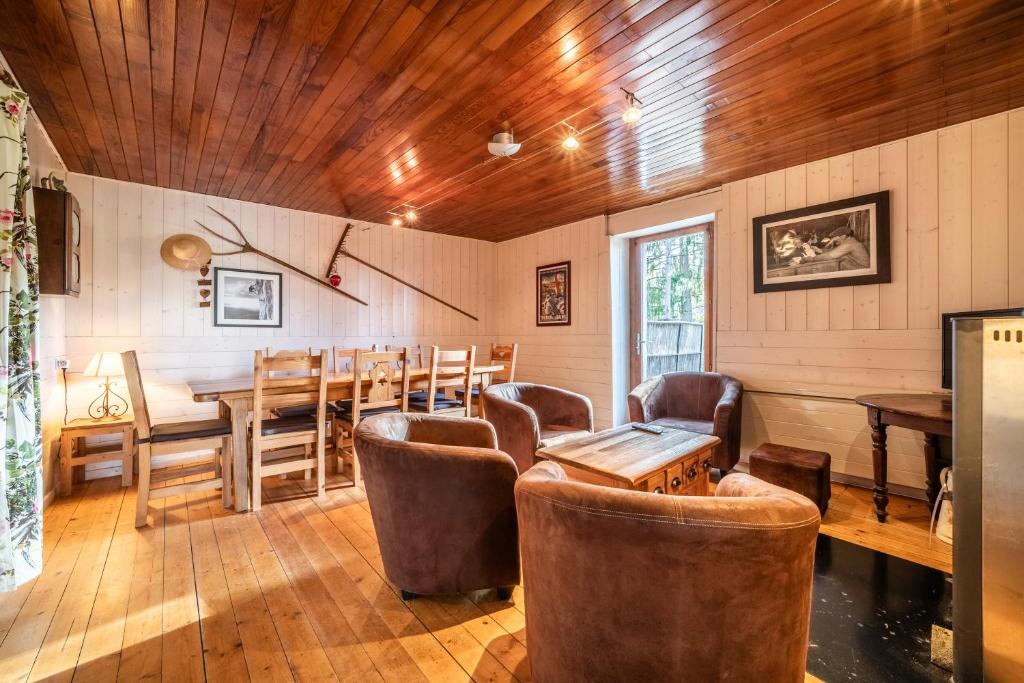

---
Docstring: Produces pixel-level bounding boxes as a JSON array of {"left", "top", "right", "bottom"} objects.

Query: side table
[{"left": 59, "top": 416, "right": 135, "bottom": 496}]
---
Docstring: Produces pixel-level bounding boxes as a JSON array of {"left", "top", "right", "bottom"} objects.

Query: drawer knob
[
  {"left": 686, "top": 466, "right": 698, "bottom": 481},
  {"left": 702, "top": 460, "right": 711, "bottom": 471},
  {"left": 671, "top": 476, "right": 682, "bottom": 489},
  {"left": 653, "top": 486, "right": 664, "bottom": 494}
]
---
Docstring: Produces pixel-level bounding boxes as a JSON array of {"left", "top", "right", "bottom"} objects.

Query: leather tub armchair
[
  {"left": 482, "top": 382, "right": 594, "bottom": 473},
  {"left": 353, "top": 413, "right": 520, "bottom": 599},
  {"left": 516, "top": 464, "right": 820, "bottom": 683},
  {"left": 628, "top": 371, "right": 743, "bottom": 476}
]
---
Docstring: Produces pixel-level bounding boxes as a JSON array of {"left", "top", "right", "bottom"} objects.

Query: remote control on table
[{"left": 631, "top": 423, "right": 665, "bottom": 435}]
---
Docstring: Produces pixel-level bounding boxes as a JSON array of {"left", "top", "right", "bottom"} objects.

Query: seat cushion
[
  {"left": 538, "top": 424, "right": 591, "bottom": 448},
  {"left": 336, "top": 405, "right": 401, "bottom": 423},
  {"left": 454, "top": 387, "right": 481, "bottom": 399},
  {"left": 259, "top": 414, "right": 319, "bottom": 436},
  {"left": 650, "top": 417, "right": 715, "bottom": 435},
  {"left": 273, "top": 402, "right": 339, "bottom": 418},
  {"left": 408, "top": 397, "right": 464, "bottom": 411},
  {"left": 150, "top": 417, "right": 232, "bottom": 443}
]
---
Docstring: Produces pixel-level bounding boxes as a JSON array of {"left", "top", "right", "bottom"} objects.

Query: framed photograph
[
  {"left": 537, "top": 261, "right": 571, "bottom": 326},
  {"left": 213, "top": 267, "right": 283, "bottom": 327},
  {"left": 752, "top": 190, "right": 890, "bottom": 293}
]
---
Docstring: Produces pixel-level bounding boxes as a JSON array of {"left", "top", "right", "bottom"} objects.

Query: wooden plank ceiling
[{"left": 3, "top": 0, "right": 1022, "bottom": 241}]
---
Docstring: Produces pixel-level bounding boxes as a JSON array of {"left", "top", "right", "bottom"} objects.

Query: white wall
[
  {"left": 45, "top": 173, "right": 497, "bottom": 486},
  {"left": 493, "top": 108, "right": 1024, "bottom": 491},
  {"left": 494, "top": 216, "right": 614, "bottom": 427}
]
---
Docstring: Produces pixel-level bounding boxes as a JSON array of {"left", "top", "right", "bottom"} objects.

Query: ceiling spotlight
[
  {"left": 487, "top": 130, "right": 522, "bottom": 157},
  {"left": 622, "top": 88, "right": 643, "bottom": 124},
  {"left": 404, "top": 208, "right": 417, "bottom": 221},
  {"left": 561, "top": 124, "right": 581, "bottom": 151},
  {"left": 391, "top": 216, "right": 403, "bottom": 226}
]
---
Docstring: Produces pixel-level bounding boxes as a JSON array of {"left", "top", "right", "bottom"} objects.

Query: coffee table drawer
[{"left": 637, "top": 470, "right": 667, "bottom": 494}]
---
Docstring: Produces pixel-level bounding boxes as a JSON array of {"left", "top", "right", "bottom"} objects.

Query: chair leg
[
  {"left": 221, "top": 436, "right": 233, "bottom": 509},
  {"left": 135, "top": 443, "right": 152, "bottom": 528},
  {"left": 351, "top": 445, "right": 361, "bottom": 487},
  {"left": 316, "top": 438, "right": 326, "bottom": 501},
  {"left": 251, "top": 441, "right": 262, "bottom": 512},
  {"left": 330, "top": 420, "right": 341, "bottom": 474},
  {"left": 304, "top": 443, "right": 312, "bottom": 480}
]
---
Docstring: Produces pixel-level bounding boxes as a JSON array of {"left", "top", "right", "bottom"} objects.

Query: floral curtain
[{"left": 0, "top": 68, "right": 42, "bottom": 591}]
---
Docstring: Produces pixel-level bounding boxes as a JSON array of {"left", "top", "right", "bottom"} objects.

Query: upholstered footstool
[{"left": 749, "top": 443, "right": 831, "bottom": 516}]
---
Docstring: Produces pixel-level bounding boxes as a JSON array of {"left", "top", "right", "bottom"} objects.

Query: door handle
[{"left": 634, "top": 332, "right": 646, "bottom": 356}]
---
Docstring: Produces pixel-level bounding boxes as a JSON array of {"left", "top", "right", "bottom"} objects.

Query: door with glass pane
[{"left": 629, "top": 224, "right": 713, "bottom": 388}]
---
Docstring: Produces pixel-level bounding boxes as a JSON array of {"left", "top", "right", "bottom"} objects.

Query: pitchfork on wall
[{"left": 195, "top": 207, "right": 368, "bottom": 306}]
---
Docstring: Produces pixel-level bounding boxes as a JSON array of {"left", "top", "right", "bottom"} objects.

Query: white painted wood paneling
[
  {"left": 715, "top": 109, "right": 1023, "bottom": 489},
  {"left": 58, "top": 174, "right": 498, "bottom": 431}
]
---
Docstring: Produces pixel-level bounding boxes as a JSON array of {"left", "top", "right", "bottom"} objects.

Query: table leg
[
  {"left": 227, "top": 398, "right": 251, "bottom": 512},
  {"left": 923, "top": 433, "right": 942, "bottom": 508},
  {"left": 59, "top": 432, "right": 73, "bottom": 496},
  {"left": 869, "top": 413, "right": 889, "bottom": 522},
  {"left": 120, "top": 425, "right": 133, "bottom": 487}
]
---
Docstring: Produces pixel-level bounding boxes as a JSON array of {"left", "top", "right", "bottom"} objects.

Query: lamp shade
[{"left": 83, "top": 352, "right": 125, "bottom": 378}]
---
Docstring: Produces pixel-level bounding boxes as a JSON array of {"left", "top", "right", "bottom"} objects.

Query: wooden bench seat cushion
[
  {"left": 149, "top": 418, "right": 232, "bottom": 443},
  {"left": 273, "top": 402, "right": 340, "bottom": 418}
]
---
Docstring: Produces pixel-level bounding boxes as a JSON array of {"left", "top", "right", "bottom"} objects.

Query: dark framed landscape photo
[
  {"left": 537, "top": 261, "right": 571, "bottom": 326},
  {"left": 213, "top": 267, "right": 283, "bottom": 327},
  {"left": 752, "top": 190, "right": 891, "bottom": 293}
]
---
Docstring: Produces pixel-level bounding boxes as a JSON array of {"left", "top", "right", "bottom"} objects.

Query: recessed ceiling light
[
  {"left": 391, "top": 216, "right": 403, "bottom": 226},
  {"left": 404, "top": 209, "right": 417, "bottom": 221},
  {"left": 562, "top": 135, "right": 580, "bottom": 151}
]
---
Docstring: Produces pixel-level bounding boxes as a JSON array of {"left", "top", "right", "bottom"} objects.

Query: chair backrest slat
[
  {"left": 334, "top": 344, "right": 379, "bottom": 374},
  {"left": 425, "top": 345, "right": 475, "bottom": 415},
  {"left": 253, "top": 350, "right": 328, "bottom": 433},
  {"left": 490, "top": 343, "right": 518, "bottom": 384},
  {"left": 351, "top": 349, "right": 410, "bottom": 422},
  {"left": 121, "top": 350, "right": 152, "bottom": 439}
]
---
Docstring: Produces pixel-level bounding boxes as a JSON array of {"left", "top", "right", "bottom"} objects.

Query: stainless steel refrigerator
[{"left": 953, "top": 316, "right": 1024, "bottom": 681}]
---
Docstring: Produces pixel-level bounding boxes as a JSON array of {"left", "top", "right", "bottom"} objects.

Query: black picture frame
[
  {"left": 752, "top": 190, "right": 891, "bottom": 293},
  {"left": 536, "top": 261, "right": 571, "bottom": 326},
  {"left": 213, "top": 267, "right": 284, "bottom": 328}
]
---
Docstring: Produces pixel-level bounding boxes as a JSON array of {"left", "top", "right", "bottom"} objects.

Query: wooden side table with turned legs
[
  {"left": 58, "top": 416, "right": 135, "bottom": 496},
  {"left": 855, "top": 393, "right": 952, "bottom": 522}
]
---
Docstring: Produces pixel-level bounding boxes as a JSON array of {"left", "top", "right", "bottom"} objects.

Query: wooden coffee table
[{"left": 535, "top": 423, "right": 721, "bottom": 495}]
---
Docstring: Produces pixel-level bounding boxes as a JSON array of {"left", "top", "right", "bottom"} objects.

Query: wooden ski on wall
[
  {"left": 326, "top": 224, "right": 479, "bottom": 322},
  {"left": 196, "top": 207, "right": 368, "bottom": 306}
]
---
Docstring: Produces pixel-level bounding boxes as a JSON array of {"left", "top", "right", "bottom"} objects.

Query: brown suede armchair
[
  {"left": 516, "top": 464, "right": 820, "bottom": 683},
  {"left": 353, "top": 413, "right": 520, "bottom": 599},
  {"left": 482, "top": 382, "right": 594, "bottom": 473},
  {"left": 628, "top": 371, "right": 743, "bottom": 475}
]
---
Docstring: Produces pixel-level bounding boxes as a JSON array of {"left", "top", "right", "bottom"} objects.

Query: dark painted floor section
[{"left": 808, "top": 535, "right": 952, "bottom": 682}]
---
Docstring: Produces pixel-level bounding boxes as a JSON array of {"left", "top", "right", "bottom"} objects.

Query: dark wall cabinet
[{"left": 34, "top": 187, "right": 81, "bottom": 297}]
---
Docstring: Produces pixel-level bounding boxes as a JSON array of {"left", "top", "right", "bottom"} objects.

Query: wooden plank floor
[{"left": 0, "top": 472, "right": 947, "bottom": 682}]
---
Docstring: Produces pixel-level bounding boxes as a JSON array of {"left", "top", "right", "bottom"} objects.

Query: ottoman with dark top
[{"left": 749, "top": 443, "right": 831, "bottom": 515}]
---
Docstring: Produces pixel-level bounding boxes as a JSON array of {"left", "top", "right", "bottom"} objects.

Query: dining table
[{"left": 189, "top": 364, "right": 506, "bottom": 511}]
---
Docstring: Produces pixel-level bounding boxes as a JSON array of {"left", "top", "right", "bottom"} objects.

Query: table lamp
[{"left": 83, "top": 352, "right": 129, "bottom": 420}]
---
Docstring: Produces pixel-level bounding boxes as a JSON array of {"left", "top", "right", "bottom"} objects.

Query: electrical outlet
[{"left": 54, "top": 358, "right": 69, "bottom": 370}]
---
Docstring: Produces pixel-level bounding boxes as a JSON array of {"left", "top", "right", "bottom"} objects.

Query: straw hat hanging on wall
[{"left": 160, "top": 234, "right": 213, "bottom": 271}]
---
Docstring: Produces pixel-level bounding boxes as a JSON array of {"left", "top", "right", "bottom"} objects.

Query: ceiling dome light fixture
[
  {"left": 561, "top": 123, "right": 581, "bottom": 151},
  {"left": 621, "top": 88, "right": 643, "bottom": 124},
  {"left": 487, "top": 130, "right": 522, "bottom": 157},
  {"left": 404, "top": 208, "right": 417, "bottom": 221}
]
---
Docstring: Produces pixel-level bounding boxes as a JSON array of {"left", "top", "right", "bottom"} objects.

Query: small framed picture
[
  {"left": 213, "top": 267, "right": 283, "bottom": 327},
  {"left": 537, "top": 261, "right": 571, "bottom": 326},
  {"left": 752, "top": 190, "right": 891, "bottom": 293}
]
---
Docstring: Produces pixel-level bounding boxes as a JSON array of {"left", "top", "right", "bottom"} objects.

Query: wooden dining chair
[
  {"left": 334, "top": 344, "right": 380, "bottom": 373},
  {"left": 250, "top": 349, "right": 329, "bottom": 511},
  {"left": 408, "top": 345, "right": 476, "bottom": 417},
  {"left": 122, "top": 351, "right": 233, "bottom": 528},
  {"left": 333, "top": 348, "right": 411, "bottom": 483},
  {"left": 458, "top": 343, "right": 518, "bottom": 417},
  {"left": 387, "top": 343, "right": 425, "bottom": 368}
]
